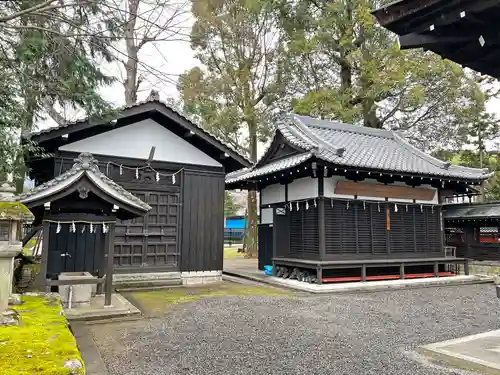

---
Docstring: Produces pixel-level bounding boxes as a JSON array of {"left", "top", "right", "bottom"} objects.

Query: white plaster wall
[
  {"left": 260, "top": 207, "right": 273, "bottom": 224},
  {"left": 288, "top": 177, "right": 318, "bottom": 201},
  {"left": 59, "top": 119, "right": 222, "bottom": 167},
  {"left": 324, "top": 175, "right": 438, "bottom": 204},
  {"left": 261, "top": 184, "right": 285, "bottom": 205}
]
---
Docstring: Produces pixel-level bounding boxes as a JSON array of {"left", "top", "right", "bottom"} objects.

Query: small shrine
[{"left": 18, "top": 153, "right": 150, "bottom": 306}]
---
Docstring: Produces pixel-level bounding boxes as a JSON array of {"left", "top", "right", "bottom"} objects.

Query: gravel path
[{"left": 90, "top": 283, "right": 500, "bottom": 375}]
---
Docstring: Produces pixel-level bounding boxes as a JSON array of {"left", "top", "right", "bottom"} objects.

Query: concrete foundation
[
  {"left": 113, "top": 271, "right": 222, "bottom": 288},
  {"left": 464, "top": 261, "right": 500, "bottom": 277},
  {"left": 59, "top": 272, "right": 96, "bottom": 309}
]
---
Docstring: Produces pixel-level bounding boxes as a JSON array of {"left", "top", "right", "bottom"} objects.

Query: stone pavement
[{"left": 420, "top": 330, "right": 500, "bottom": 374}]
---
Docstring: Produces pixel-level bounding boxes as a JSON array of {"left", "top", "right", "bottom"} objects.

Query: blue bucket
[{"left": 264, "top": 265, "right": 273, "bottom": 276}]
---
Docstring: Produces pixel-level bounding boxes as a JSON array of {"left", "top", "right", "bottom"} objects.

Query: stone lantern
[{"left": 0, "top": 183, "right": 31, "bottom": 313}]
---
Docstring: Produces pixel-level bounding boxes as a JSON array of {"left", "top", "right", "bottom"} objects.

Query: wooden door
[{"left": 114, "top": 190, "right": 180, "bottom": 271}]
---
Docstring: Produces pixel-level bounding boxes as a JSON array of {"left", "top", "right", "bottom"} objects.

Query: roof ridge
[{"left": 291, "top": 115, "right": 345, "bottom": 157}]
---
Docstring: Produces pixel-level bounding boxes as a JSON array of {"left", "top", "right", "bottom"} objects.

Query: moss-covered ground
[
  {"left": 125, "top": 282, "right": 291, "bottom": 314},
  {"left": 223, "top": 247, "right": 244, "bottom": 259},
  {"left": 0, "top": 295, "right": 84, "bottom": 375}
]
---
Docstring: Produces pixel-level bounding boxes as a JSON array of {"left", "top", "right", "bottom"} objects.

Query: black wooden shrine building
[
  {"left": 24, "top": 100, "right": 251, "bottom": 281},
  {"left": 372, "top": 0, "right": 500, "bottom": 79},
  {"left": 226, "top": 114, "right": 491, "bottom": 283},
  {"left": 18, "top": 153, "right": 151, "bottom": 305},
  {"left": 372, "top": 0, "right": 500, "bottom": 267}
]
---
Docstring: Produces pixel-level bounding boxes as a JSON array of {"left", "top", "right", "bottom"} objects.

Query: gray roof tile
[
  {"left": 18, "top": 153, "right": 151, "bottom": 212},
  {"left": 444, "top": 202, "right": 500, "bottom": 220},
  {"left": 226, "top": 113, "right": 491, "bottom": 184}
]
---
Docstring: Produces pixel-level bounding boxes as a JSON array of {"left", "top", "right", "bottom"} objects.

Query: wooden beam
[
  {"left": 38, "top": 220, "right": 50, "bottom": 291},
  {"left": 318, "top": 173, "right": 326, "bottom": 261},
  {"left": 335, "top": 180, "right": 436, "bottom": 201},
  {"left": 399, "top": 32, "right": 475, "bottom": 50},
  {"left": 105, "top": 223, "right": 116, "bottom": 307}
]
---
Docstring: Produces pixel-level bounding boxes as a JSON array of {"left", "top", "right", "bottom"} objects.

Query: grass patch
[
  {"left": 127, "top": 282, "right": 290, "bottom": 313},
  {"left": 224, "top": 247, "right": 244, "bottom": 259},
  {"left": 0, "top": 295, "right": 84, "bottom": 375}
]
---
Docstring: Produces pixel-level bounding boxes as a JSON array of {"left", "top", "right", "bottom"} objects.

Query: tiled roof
[
  {"left": 226, "top": 114, "right": 492, "bottom": 184},
  {"left": 29, "top": 99, "right": 251, "bottom": 165},
  {"left": 226, "top": 152, "right": 314, "bottom": 184},
  {"left": 443, "top": 202, "right": 500, "bottom": 220},
  {"left": 18, "top": 153, "right": 151, "bottom": 212}
]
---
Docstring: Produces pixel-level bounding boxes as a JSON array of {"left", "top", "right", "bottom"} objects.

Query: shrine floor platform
[{"left": 223, "top": 257, "right": 493, "bottom": 294}]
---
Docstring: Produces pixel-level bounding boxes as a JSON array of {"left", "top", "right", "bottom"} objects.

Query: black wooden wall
[
  {"left": 50, "top": 152, "right": 226, "bottom": 274},
  {"left": 180, "top": 169, "right": 225, "bottom": 272},
  {"left": 324, "top": 200, "right": 443, "bottom": 259},
  {"left": 275, "top": 199, "right": 444, "bottom": 261}
]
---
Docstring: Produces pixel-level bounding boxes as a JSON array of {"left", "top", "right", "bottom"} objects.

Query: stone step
[{"left": 113, "top": 278, "right": 182, "bottom": 291}]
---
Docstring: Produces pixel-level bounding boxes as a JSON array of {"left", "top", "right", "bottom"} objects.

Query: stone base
[
  {"left": 463, "top": 261, "right": 500, "bottom": 277},
  {"left": 0, "top": 308, "right": 20, "bottom": 326},
  {"left": 181, "top": 271, "right": 223, "bottom": 285},
  {"left": 59, "top": 272, "right": 95, "bottom": 309},
  {"left": 8, "top": 294, "right": 22, "bottom": 306}
]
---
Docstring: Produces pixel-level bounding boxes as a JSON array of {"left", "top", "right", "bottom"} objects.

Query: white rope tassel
[
  {"left": 296, "top": 202, "right": 299, "bottom": 211},
  {"left": 156, "top": 172, "right": 160, "bottom": 182},
  {"left": 71, "top": 221, "right": 76, "bottom": 233},
  {"left": 56, "top": 222, "right": 61, "bottom": 234},
  {"left": 306, "top": 201, "right": 309, "bottom": 210},
  {"left": 394, "top": 203, "right": 398, "bottom": 212}
]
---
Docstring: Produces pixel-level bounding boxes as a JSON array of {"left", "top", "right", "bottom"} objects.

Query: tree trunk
[{"left": 123, "top": 0, "right": 139, "bottom": 105}]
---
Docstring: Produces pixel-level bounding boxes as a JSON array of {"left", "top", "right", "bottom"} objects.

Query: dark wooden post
[
  {"left": 104, "top": 222, "right": 116, "bottom": 307},
  {"left": 400, "top": 263, "right": 405, "bottom": 279},
  {"left": 318, "top": 172, "right": 326, "bottom": 261},
  {"left": 464, "top": 222, "right": 475, "bottom": 259},
  {"left": 361, "top": 264, "right": 367, "bottom": 282},
  {"left": 38, "top": 208, "right": 51, "bottom": 291}
]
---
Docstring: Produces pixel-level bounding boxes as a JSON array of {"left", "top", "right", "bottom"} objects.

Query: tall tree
[
  {"left": 0, "top": 0, "right": 118, "bottom": 188},
  {"left": 224, "top": 191, "right": 242, "bottom": 217},
  {"left": 104, "top": 0, "right": 189, "bottom": 105},
  {"left": 178, "top": 0, "right": 287, "bottom": 257},
  {"left": 276, "top": 0, "right": 498, "bottom": 151}
]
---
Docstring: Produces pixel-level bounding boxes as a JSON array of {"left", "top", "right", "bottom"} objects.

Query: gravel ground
[{"left": 90, "top": 283, "right": 500, "bottom": 375}]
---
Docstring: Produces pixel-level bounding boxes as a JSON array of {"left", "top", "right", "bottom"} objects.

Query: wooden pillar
[
  {"left": 464, "top": 222, "right": 475, "bottom": 259},
  {"left": 400, "top": 263, "right": 405, "bottom": 279},
  {"left": 361, "top": 264, "right": 367, "bottom": 282},
  {"left": 464, "top": 259, "right": 470, "bottom": 275},
  {"left": 318, "top": 172, "right": 326, "bottom": 261},
  {"left": 38, "top": 219, "right": 50, "bottom": 291},
  {"left": 316, "top": 265, "right": 323, "bottom": 284},
  {"left": 104, "top": 222, "right": 116, "bottom": 307},
  {"left": 433, "top": 262, "right": 439, "bottom": 277}
]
